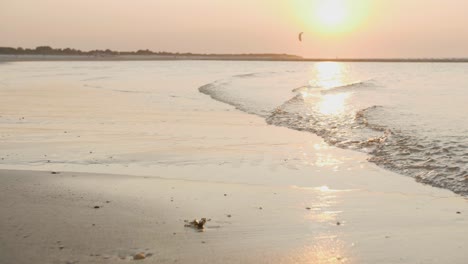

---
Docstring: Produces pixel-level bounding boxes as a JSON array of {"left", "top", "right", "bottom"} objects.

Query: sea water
[
  {"left": 200, "top": 61, "right": 468, "bottom": 195},
  {"left": 1, "top": 61, "right": 467, "bottom": 195}
]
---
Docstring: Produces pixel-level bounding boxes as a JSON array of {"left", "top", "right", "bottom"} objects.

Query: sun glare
[
  {"left": 315, "top": 0, "right": 348, "bottom": 28},
  {"left": 292, "top": 0, "right": 371, "bottom": 36}
]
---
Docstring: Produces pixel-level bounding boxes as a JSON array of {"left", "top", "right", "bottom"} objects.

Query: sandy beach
[
  {"left": 1, "top": 168, "right": 467, "bottom": 264},
  {"left": 1, "top": 61, "right": 467, "bottom": 263}
]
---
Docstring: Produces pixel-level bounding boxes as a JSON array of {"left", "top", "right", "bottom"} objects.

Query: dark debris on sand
[{"left": 184, "top": 218, "right": 209, "bottom": 230}]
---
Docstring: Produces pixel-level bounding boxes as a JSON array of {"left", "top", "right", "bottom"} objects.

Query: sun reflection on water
[
  {"left": 318, "top": 185, "right": 331, "bottom": 192},
  {"left": 318, "top": 93, "right": 350, "bottom": 115},
  {"left": 310, "top": 62, "right": 347, "bottom": 89},
  {"left": 308, "top": 186, "right": 341, "bottom": 223},
  {"left": 284, "top": 62, "right": 356, "bottom": 262},
  {"left": 293, "top": 241, "right": 350, "bottom": 263},
  {"left": 288, "top": 185, "right": 351, "bottom": 263},
  {"left": 303, "top": 62, "right": 351, "bottom": 116}
]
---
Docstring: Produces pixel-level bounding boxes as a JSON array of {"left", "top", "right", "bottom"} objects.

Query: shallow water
[
  {"left": 200, "top": 62, "right": 468, "bottom": 195},
  {"left": 0, "top": 61, "right": 467, "bottom": 195}
]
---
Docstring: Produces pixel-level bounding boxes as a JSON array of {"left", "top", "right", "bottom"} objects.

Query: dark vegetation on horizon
[
  {"left": 1, "top": 46, "right": 467, "bottom": 62},
  {"left": 0, "top": 46, "right": 301, "bottom": 59}
]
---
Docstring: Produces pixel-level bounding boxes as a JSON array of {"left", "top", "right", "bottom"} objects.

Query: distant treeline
[
  {"left": 4, "top": 46, "right": 465, "bottom": 62},
  {"left": 0, "top": 46, "right": 302, "bottom": 59}
]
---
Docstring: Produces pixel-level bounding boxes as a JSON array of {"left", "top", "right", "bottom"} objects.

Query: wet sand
[{"left": 1, "top": 168, "right": 467, "bottom": 264}]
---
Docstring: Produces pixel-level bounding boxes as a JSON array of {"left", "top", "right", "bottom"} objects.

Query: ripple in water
[{"left": 199, "top": 62, "right": 468, "bottom": 196}]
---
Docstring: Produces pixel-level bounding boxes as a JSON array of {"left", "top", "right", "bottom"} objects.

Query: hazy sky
[{"left": 1, "top": 0, "right": 468, "bottom": 58}]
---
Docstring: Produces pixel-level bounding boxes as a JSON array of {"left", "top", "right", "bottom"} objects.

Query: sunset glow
[
  {"left": 314, "top": 0, "right": 349, "bottom": 30},
  {"left": 2, "top": 0, "right": 468, "bottom": 58},
  {"left": 293, "top": 0, "right": 371, "bottom": 36}
]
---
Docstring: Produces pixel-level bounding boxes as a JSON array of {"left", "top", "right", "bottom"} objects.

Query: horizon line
[{"left": 1, "top": 46, "right": 468, "bottom": 61}]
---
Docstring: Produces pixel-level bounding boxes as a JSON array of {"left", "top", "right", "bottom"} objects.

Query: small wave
[
  {"left": 266, "top": 94, "right": 378, "bottom": 150},
  {"left": 291, "top": 86, "right": 311, "bottom": 93},
  {"left": 367, "top": 132, "right": 467, "bottom": 194},
  {"left": 355, "top": 106, "right": 388, "bottom": 132},
  {"left": 83, "top": 84, "right": 148, "bottom": 94},
  {"left": 354, "top": 106, "right": 468, "bottom": 195},
  {"left": 199, "top": 81, "right": 264, "bottom": 116},
  {"left": 232, "top": 71, "right": 276, "bottom": 79},
  {"left": 198, "top": 73, "right": 468, "bottom": 196},
  {"left": 267, "top": 101, "right": 468, "bottom": 195},
  {"left": 198, "top": 83, "right": 218, "bottom": 99},
  {"left": 321, "top": 80, "right": 377, "bottom": 94},
  {"left": 291, "top": 80, "right": 376, "bottom": 94}
]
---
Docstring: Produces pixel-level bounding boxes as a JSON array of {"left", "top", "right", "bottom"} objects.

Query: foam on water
[{"left": 199, "top": 62, "right": 468, "bottom": 195}]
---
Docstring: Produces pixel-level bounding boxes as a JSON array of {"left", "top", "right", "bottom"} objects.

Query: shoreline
[
  {"left": 2, "top": 54, "right": 468, "bottom": 63},
  {"left": 1, "top": 60, "right": 467, "bottom": 263}
]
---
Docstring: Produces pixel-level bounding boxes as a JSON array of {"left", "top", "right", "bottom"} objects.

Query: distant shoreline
[{"left": 1, "top": 54, "right": 468, "bottom": 63}]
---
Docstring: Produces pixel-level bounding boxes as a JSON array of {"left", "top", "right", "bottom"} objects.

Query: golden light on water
[
  {"left": 293, "top": 241, "right": 349, "bottom": 264},
  {"left": 318, "top": 93, "right": 350, "bottom": 115},
  {"left": 318, "top": 185, "right": 331, "bottom": 192},
  {"left": 311, "top": 62, "right": 346, "bottom": 89},
  {"left": 305, "top": 62, "right": 350, "bottom": 115},
  {"left": 287, "top": 185, "right": 358, "bottom": 263},
  {"left": 293, "top": 185, "right": 341, "bottom": 223}
]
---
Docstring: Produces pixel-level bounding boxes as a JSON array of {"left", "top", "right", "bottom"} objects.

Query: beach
[{"left": 1, "top": 60, "right": 467, "bottom": 263}]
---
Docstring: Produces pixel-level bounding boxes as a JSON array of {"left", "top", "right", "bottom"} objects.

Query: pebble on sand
[
  {"left": 133, "top": 253, "right": 146, "bottom": 260},
  {"left": 185, "top": 218, "right": 207, "bottom": 230},
  {"left": 93, "top": 206, "right": 100, "bottom": 209}
]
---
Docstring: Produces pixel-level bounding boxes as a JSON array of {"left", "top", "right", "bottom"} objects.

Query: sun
[
  {"left": 315, "top": 0, "right": 348, "bottom": 29},
  {"left": 291, "top": 0, "right": 371, "bottom": 36}
]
